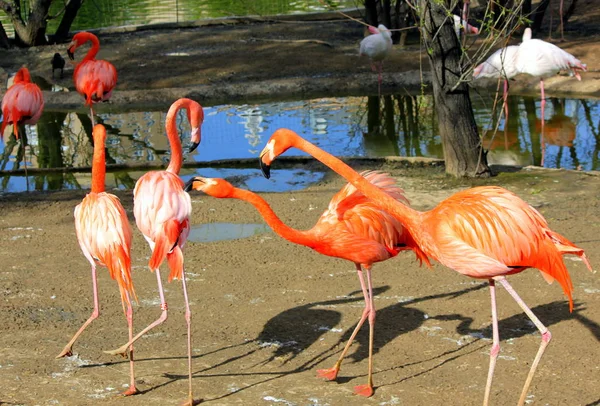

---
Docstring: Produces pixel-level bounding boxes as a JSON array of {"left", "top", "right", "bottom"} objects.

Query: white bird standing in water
[
  {"left": 474, "top": 27, "right": 586, "bottom": 164},
  {"left": 359, "top": 24, "right": 392, "bottom": 97}
]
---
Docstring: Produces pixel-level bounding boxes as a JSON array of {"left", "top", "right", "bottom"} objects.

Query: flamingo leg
[
  {"left": 121, "top": 292, "right": 139, "bottom": 396},
  {"left": 495, "top": 276, "right": 552, "bottom": 406},
  {"left": 90, "top": 105, "right": 96, "bottom": 128},
  {"left": 540, "top": 79, "right": 546, "bottom": 166},
  {"left": 483, "top": 279, "right": 501, "bottom": 406},
  {"left": 559, "top": 0, "right": 564, "bottom": 41},
  {"left": 502, "top": 79, "right": 509, "bottom": 126},
  {"left": 105, "top": 268, "right": 168, "bottom": 356},
  {"left": 180, "top": 270, "right": 197, "bottom": 406},
  {"left": 316, "top": 264, "right": 371, "bottom": 382},
  {"left": 354, "top": 266, "right": 376, "bottom": 397},
  {"left": 56, "top": 264, "right": 100, "bottom": 358},
  {"left": 377, "top": 62, "right": 383, "bottom": 98}
]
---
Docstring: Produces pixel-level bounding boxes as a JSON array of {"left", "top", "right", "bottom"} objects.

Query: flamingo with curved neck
[
  {"left": 184, "top": 171, "right": 429, "bottom": 397},
  {"left": 68, "top": 32, "right": 117, "bottom": 125},
  {"left": 104, "top": 98, "right": 204, "bottom": 406},
  {"left": 259, "top": 128, "right": 592, "bottom": 405},
  {"left": 56, "top": 124, "right": 137, "bottom": 396}
]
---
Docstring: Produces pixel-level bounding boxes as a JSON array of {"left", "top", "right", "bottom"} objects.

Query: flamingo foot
[
  {"left": 180, "top": 396, "right": 201, "bottom": 406},
  {"left": 316, "top": 367, "right": 340, "bottom": 381},
  {"left": 354, "top": 383, "right": 374, "bottom": 397},
  {"left": 120, "top": 386, "right": 139, "bottom": 397},
  {"left": 104, "top": 344, "right": 130, "bottom": 358},
  {"left": 56, "top": 346, "right": 73, "bottom": 359}
]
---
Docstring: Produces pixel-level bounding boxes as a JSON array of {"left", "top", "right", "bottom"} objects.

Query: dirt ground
[{"left": 1, "top": 4, "right": 600, "bottom": 406}]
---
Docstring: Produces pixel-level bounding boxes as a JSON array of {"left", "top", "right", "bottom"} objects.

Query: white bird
[
  {"left": 359, "top": 24, "right": 392, "bottom": 96},
  {"left": 473, "top": 45, "right": 520, "bottom": 121},
  {"left": 473, "top": 28, "right": 586, "bottom": 161},
  {"left": 453, "top": 15, "right": 479, "bottom": 38}
]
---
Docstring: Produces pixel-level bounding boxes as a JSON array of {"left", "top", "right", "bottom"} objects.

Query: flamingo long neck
[
  {"left": 289, "top": 134, "right": 423, "bottom": 234},
  {"left": 14, "top": 68, "right": 31, "bottom": 84},
  {"left": 165, "top": 99, "right": 189, "bottom": 174},
  {"left": 91, "top": 134, "right": 106, "bottom": 193},
  {"left": 81, "top": 33, "right": 100, "bottom": 61},
  {"left": 230, "top": 187, "right": 315, "bottom": 248}
]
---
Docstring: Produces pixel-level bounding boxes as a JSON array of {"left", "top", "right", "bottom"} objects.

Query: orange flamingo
[
  {"left": 184, "top": 173, "right": 430, "bottom": 397},
  {"left": 1, "top": 67, "right": 44, "bottom": 140},
  {"left": 258, "top": 128, "right": 592, "bottom": 405},
  {"left": 56, "top": 124, "right": 137, "bottom": 396},
  {"left": 67, "top": 32, "right": 117, "bottom": 125},
  {"left": 104, "top": 98, "right": 203, "bottom": 406}
]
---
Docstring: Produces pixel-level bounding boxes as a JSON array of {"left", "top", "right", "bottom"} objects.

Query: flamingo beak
[
  {"left": 184, "top": 177, "right": 202, "bottom": 192},
  {"left": 189, "top": 127, "right": 201, "bottom": 152},
  {"left": 259, "top": 153, "right": 271, "bottom": 179},
  {"left": 67, "top": 46, "right": 75, "bottom": 60}
]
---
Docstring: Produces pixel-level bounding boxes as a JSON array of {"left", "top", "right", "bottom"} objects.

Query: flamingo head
[
  {"left": 184, "top": 176, "right": 234, "bottom": 198},
  {"left": 473, "top": 63, "right": 484, "bottom": 78},
  {"left": 67, "top": 32, "right": 88, "bottom": 60},
  {"left": 258, "top": 128, "right": 300, "bottom": 179},
  {"left": 13, "top": 67, "right": 32, "bottom": 84},
  {"left": 187, "top": 102, "right": 204, "bottom": 152}
]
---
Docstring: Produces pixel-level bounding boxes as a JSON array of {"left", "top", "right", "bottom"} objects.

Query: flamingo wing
[
  {"left": 133, "top": 171, "right": 191, "bottom": 280},
  {"left": 74, "top": 192, "right": 135, "bottom": 307},
  {"left": 428, "top": 186, "right": 577, "bottom": 306},
  {"left": 1, "top": 83, "right": 44, "bottom": 134},
  {"left": 517, "top": 39, "right": 586, "bottom": 78},
  {"left": 74, "top": 60, "right": 118, "bottom": 104}
]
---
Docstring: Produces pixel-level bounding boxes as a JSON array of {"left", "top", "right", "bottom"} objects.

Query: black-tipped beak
[
  {"left": 67, "top": 48, "right": 75, "bottom": 60},
  {"left": 184, "top": 178, "right": 196, "bottom": 192},
  {"left": 259, "top": 157, "right": 271, "bottom": 179},
  {"left": 189, "top": 141, "right": 200, "bottom": 153}
]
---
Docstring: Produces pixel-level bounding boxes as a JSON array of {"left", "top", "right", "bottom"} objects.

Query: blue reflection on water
[{"left": 1, "top": 94, "right": 599, "bottom": 193}]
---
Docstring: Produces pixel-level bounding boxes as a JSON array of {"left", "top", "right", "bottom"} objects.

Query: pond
[
  {"left": 1, "top": 91, "right": 599, "bottom": 193},
  {"left": 0, "top": 0, "right": 356, "bottom": 37}
]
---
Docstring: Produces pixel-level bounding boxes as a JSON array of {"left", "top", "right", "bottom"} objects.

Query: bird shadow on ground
[{"left": 435, "top": 300, "right": 600, "bottom": 342}]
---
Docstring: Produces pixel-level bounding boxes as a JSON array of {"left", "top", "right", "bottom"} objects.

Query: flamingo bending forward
[
  {"left": 67, "top": 32, "right": 117, "bottom": 125},
  {"left": 104, "top": 98, "right": 203, "bottom": 406},
  {"left": 1, "top": 67, "right": 44, "bottom": 139},
  {"left": 184, "top": 172, "right": 430, "bottom": 397},
  {"left": 359, "top": 24, "right": 392, "bottom": 97},
  {"left": 259, "top": 129, "right": 592, "bottom": 405},
  {"left": 56, "top": 124, "right": 138, "bottom": 396}
]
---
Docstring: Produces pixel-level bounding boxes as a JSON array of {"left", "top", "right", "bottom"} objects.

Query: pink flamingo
[
  {"left": 1, "top": 67, "right": 44, "bottom": 140},
  {"left": 67, "top": 32, "right": 117, "bottom": 125},
  {"left": 516, "top": 27, "right": 585, "bottom": 162},
  {"left": 453, "top": 14, "right": 479, "bottom": 38},
  {"left": 259, "top": 128, "right": 592, "bottom": 405},
  {"left": 359, "top": 24, "right": 392, "bottom": 97},
  {"left": 184, "top": 172, "right": 430, "bottom": 397},
  {"left": 104, "top": 98, "right": 203, "bottom": 406},
  {"left": 56, "top": 124, "right": 138, "bottom": 396}
]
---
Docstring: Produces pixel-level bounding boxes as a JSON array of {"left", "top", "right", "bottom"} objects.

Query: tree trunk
[
  {"left": 1, "top": 0, "right": 52, "bottom": 46},
  {"left": 0, "top": 21, "right": 10, "bottom": 48},
  {"left": 422, "top": 0, "right": 491, "bottom": 177},
  {"left": 532, "top": 0, "right": 551, "bottom": 32},
  {"left": 364, "top": 0, "right": 378, "bottom": 26},
  {"left": 52, "top": 0, "right": 84, "bottom": 43}
]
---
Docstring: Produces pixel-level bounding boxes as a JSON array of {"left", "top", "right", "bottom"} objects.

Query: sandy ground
[
  {"left": 1, "top": 5, "right": 600, "bottom": 406},
  {"left": 0, "top": 163, "right": 599, "bottom": 406}
]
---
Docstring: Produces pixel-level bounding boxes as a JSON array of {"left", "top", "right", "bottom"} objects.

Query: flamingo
[
  {"left": 473, "top": 44, "right": 520, "bottom": 125},
  {"left": 56, "top": 124, "right": 138, "bottom": 396},
  {"left": 104, "top": 98, "right": 203, "bottom": 406},
  {"left": 258, "top": 128, "right": 592, "bottom": 405},
  {"left": 184, "top": 172, "right": 430, "bottom": 397},
  {"left": 67, "top": 32, "right": 117, "bottom": 126},
  {"left": 1, "top": 67, "right": 44, "bottom": 140},
  {"left": 516, "top": 27, "right": 585, "bottom": 162},
  {"left": 359, "top": 24, "right": 392, "bottom": 97}
]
